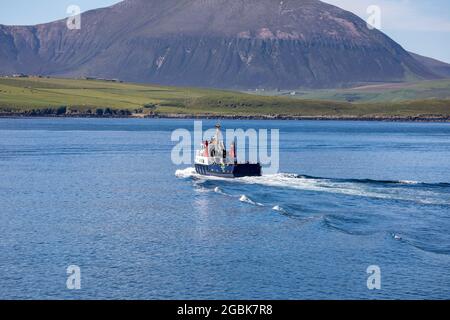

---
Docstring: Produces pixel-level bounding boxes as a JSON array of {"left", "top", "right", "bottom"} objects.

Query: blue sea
[{"left": 0, "top": 118, "right": 449, "bottom": 300}]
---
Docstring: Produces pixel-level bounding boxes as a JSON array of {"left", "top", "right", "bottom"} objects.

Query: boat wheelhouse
[{"left": 194, "top": 124, "right": 262, "bottom": 178}]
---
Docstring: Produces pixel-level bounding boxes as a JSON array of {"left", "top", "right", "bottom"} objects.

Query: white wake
[{"left": 175, "top": 168, "right": 447, "bottom": 205}]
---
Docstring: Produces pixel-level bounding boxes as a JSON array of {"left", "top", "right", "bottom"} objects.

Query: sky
[
  {"left": 322, "top": 0, "right": 450, "bottom": 63},
  {"left": 0, "top": 0, "right": 449, "bottom": 63}
]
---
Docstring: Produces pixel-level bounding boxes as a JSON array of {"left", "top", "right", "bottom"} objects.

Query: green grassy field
[
  {"left": 0, "top": 77, "right": 449, "bottom": 119},
  {"left": 252, "top": 80, "right": 450, "bottom": 103}
]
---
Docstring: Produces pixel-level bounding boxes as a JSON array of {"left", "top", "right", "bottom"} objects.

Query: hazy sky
[
  {"left": 0, "top": 0, "right": 449, "bottom": 63},
  {"left": 323, "top": 0, "right": 450, "bottom": 63}
]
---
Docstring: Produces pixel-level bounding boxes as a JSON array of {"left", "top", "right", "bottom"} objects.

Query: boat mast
[
  {"left": 214, "top": 123, "right": 225, "bottom": 163},
  {"left": 215, "top": 123, "right": 221, "bottom": 142}
]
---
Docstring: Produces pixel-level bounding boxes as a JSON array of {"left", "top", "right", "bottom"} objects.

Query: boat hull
[{"left": 195, "top": 163, "right": 262, "bottom": 178}]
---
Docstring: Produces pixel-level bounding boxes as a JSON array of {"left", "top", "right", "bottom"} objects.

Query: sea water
[{"left": 0, "top": 118, "right": 449, "bottom": 299}]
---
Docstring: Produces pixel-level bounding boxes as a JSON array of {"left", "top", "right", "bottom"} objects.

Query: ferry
[{"left": 195, "top": 124, "right": 262, "bottom": 178}]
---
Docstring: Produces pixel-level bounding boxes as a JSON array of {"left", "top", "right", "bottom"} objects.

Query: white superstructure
[{"left": 195, "top": 124, "right": 236, "bottom": 165}]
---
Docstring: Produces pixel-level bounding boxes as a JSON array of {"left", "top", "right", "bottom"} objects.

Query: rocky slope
[
  {"left": 409, "top": 52, "right": 450, "bottom": 78},
  {"left": 0, "top": 0, "right": 441, "bottom": 89}
]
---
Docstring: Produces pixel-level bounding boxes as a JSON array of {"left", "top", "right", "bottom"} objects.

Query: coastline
[
  {"left": 2, "top": 77, "right": 449, "bottom": 123},
  {"left": 1, "top": 112, "right": 449, "bottom": 122}
]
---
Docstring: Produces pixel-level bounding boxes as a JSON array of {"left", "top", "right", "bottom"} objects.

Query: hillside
[
  {"left": 409, "top": 52, "right": 450, "bottom": 78},
  {"left": 252, "top": 80, "right": 450, "bottom": 103},
  {"left": 0, "top": 77, "right": 449, "bottom": 120},
  {"left": 0, "top": 0, "right": 439, "bottom": 89}
]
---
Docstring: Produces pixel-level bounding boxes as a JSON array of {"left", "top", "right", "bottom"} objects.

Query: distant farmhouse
[
  {"left": 12, "top": 73, "right": 29, "bottom": 78},
  {"left": 84, "top": 77, "right": 122, "bottom": 83}
]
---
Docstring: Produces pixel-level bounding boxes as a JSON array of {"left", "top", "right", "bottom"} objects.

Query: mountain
[
  {"left": 409, "top": 52, "right": 450, "bottom": 78},
  {"left": 0, "top": 0, "right": 441, "bottom": 89}
]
